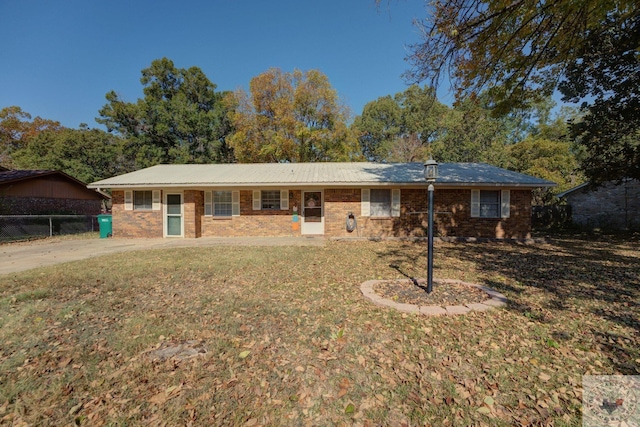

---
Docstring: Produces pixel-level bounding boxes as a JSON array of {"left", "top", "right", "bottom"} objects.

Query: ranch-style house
[{"left": 88, "top": 162, "right": 555, "bottom": 239}]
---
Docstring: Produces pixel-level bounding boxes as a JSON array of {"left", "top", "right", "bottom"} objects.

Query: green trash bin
[{"left": 97, "top": 214, "right": 112, "bottom": 238}]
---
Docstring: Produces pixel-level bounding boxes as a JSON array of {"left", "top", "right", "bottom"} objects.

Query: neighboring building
[
  {"left": 88, "top": 162, "right": 555, "bottom": 239},
  {"left": 558, "top": 179, "right": 640, "bottom": 231},
  {"left": 0, "top": 169, "right": 109, "bottom": 215}
]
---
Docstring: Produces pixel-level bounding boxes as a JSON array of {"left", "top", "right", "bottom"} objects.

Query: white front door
[
  {"left": 165, "top": 193, "right": 183, "bottom": 237},
  {"left": 301, "top": 191, "right": 324, "bottom": 235}
]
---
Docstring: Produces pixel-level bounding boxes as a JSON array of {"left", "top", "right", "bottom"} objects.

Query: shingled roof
[
  {"left": 1, "top": 169, "right": 110, "bottom": 199},
  {"left": 88, "top": 162, "right": 556, "bottom": 189}
]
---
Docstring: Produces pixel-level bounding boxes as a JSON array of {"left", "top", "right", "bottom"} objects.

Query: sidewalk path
[{"left": 0, "top": 236, "right": 324, "bottom": 276}]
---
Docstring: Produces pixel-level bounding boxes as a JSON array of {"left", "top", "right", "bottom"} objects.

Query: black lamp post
[{"left": 424, "top": 158, "right": 438, "bottom": 293}]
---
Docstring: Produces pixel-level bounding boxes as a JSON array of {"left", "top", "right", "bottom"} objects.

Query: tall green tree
[
  {"left": 351, "top": 95, "right": 402, "bottom": 161},
  {"left": 97, "top": 58, "right": 234, "bottom": 168},
  {"left": 12, "top": 126, "right": 128, "bottom": 183},
  {"left": 227, "top": 68, "right": 359, "bottom": 163},
  {"left": 430, "top": 95, "right": 512, "bottom": 165},
  {"left": 559, "top": 12, "right": 640, "bottom": 183},
  {"left": 352, "top": 85, "right": 448, "bottom": 162},
  {"left": 0, "top": 106, "right": 62, "bottom": 167}
]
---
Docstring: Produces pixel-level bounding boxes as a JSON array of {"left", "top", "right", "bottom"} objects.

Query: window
[
  {"left": 480, "top": 190, "right": 500, "bottom": 218},
  {"left": 261, "top": 190, "right": 281, "bottom": 210},
  {"left": 205, "top": 190, "right": 240, "bottom": 217},
  {"left": 134, "top": 190, "right": 152, "bottom": 210},
  {"left": 362, "top": 188, "right": 400, "bottom": 217},
  {"left": 370, "top": 189, "right": 391, "bottom": 217},
  {"left": 471, "top": 189, "right": 510, "bottom": 218},
  {"left": 214, "top": 191, "right": 233, "bottom": 217}
]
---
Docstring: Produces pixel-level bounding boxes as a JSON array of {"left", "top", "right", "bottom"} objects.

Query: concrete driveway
[{"left": 0, "top": 236, "right": 324, "bottom": 276}]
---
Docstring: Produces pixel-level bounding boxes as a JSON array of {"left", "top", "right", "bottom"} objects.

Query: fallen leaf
[
  {"left": 239, "top": 350, "right": 250, "bottom": 359},
  {"left": 538, "top": 372, "right": 551, "bottom": 382},
  {"left": 149, "top": 392, "right": 167, "bottom": 405}
]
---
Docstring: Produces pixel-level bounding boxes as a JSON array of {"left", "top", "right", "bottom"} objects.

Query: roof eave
[{"left": 88, "top": 181, "right": 556, "bottom": 189}]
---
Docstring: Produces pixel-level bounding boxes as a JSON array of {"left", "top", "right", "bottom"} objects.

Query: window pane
[
  {"left": 479, "top": 190, "right": 500, "bottom": 218},
  {"left": 134, "top": 191, "right": 152, "bottom": 210},
  {"left": 167, "top": 216, "right": 181, "bottom": 236},
  {"left": 166, "top": 194, "right": 181, "bottom": 215},
  {"left": 214, "top": 191, "right": 232, "bottom": 216},
  {"left": 261, "top": 190, "right": 281, "bottom": 210},
  {"left": 370, "top": 189, "right": 391, "bottom": 217}
]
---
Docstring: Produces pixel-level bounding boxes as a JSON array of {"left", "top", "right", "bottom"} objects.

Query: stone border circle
[{"left": 361, "top": 278, "right": 508, "bottom": 316}]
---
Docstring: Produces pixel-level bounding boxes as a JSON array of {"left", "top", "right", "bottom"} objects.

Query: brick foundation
[{"left": 0, "top": 196, "right": 103, "bottom": 215}]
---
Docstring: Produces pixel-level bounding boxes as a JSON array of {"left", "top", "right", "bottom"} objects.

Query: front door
[
  {"left": 165, "top": 193, "right": 183, "bottom": 237},
  {"left": 301, "top": 191, "right": 323, "bottom": 235}
]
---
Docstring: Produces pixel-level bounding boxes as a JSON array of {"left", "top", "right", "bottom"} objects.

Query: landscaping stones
[{"left": 361, "top": 278, "right": 508, "bottom": 316}]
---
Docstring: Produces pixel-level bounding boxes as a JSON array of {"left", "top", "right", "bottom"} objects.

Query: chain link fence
[{"left": 0, "top": 215, "right": 98, "bottom": 243}]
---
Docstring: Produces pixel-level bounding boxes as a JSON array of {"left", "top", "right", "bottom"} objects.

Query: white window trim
[
  {"left": 232, "top": 191, "right": 240, "bottom": 216},
  {"left": 124, "top": 190, "right": 133, "bottom": 211},
  {"left": 391, "top": 189, "right": 401, "bottom": 217},
  {"left": 253, "top": 189, "right": 288, "bottom": 211},
  {"left": 152, "top": 190, "right": 161, "bottom": 211},
  {"left": 204, "top": 191, "right": 213, "bottom": 216},
  {"left": 253, "top": 190, "right": 261, "bottom": 210},
  {"left": 361, "top": 189, "right": 370, "bottom": 217},
  {"left": 471, "top": 189, "right": 510, "bottom": 218},
  {"left": 501, "top": 189, "right": 510, "bottom": 218},
  {"left": 130, "top": 190, "right": 155, "bottom": 211},
  {"left": 205, "top": 190, "right": 240, "bottom": 217},
  {"left": 363, "top": 188, "right": 398, "bottom": 218}
]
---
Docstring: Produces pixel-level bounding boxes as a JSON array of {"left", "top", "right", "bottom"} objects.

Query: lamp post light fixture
[{"left": 424, "top": 158, "right": 438, "bottom": 293}]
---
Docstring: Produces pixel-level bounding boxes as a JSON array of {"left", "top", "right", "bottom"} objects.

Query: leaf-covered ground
[{"left": 0, "top": 235, "right": 638, "bottom": 426}]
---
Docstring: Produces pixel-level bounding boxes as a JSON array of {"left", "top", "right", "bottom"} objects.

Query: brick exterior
[
  {"left": 184, "top": 190, "right": 202, "bottom": 238},
  {"left": 111, "top": 187, "right": 533, "bottom": 239},
  {"left": 564, "top": 180, "right": 640, "bottom": 230},
  {"left": 325, "top": 188, "right": 532, "bottom": 239},
  {"left": 0, "top": 196, "right": 102, "bottom": 215},
  {"left": 201, "top": 190, "right": 302, "bottom": 237},
  {"left": 111, "top": 190, "right": 163, "bottom": 238}
]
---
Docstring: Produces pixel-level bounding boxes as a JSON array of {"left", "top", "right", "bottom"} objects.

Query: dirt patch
[
  {"left": 373, "top": 279, "right": 487, "bottom": 306},
  {"left": 144, "top": 340, "right": 208, "bottom": 362}
]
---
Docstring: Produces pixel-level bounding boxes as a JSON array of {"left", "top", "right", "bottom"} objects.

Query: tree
[
  {"left": 402, "top": 0, "right": 638, "bottom": 182},
  {"left": 429, "top": 95, "right": 514, "bottom": 165},
  {"left": 12, "top": 126, "right": 128, "bottom": 183},
  {"left": 559, "top": 12, "right": 640, "bottom": 183},
  {"left": 351, "top": 85, "right": 448, "bottom": 162},
  {"left": 227, "top": 68, "right": 359, "bottom": 163},
  {"left": 351, "top": 95, "right": 402, "bottom": 161},
  {"left": 0, "top": 106, "right": 62, "bottom": 167},
  {"left": 97, "top": 58, "right": 234, "bottom": 168},
  {"left": 406, "top": 0, "right": 637, "bottom": 108}
]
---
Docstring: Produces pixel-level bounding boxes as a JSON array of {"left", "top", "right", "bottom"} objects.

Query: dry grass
[{"left": 0, "top": 236, "right": 638, "bottom": 426}]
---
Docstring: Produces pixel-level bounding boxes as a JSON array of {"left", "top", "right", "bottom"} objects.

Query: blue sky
[{"left": 0, "top": 0, "right": 445, "bottom": 129}]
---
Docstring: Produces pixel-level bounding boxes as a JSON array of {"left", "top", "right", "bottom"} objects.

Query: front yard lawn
[{"left": 1, "top": 236, "right": 638, "bottom": 426}]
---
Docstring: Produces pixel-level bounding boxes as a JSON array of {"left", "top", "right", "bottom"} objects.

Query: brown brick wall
[
  {"left": 111, "top": 187, "right": 533, "bottom": 239},
  {"left": 184, "top": 190, "right": 202, "bottom": 238},
  {"left": 201, "top": 190, "right": 303, "bottom": 237},
  {"left": 0, "top": 196, "right": 103, "bottom": 215},
  {"left": 325, "top": 188, "right": 531, "bottom": 239},
  {"left": 111, "top": 190, "right": 163, "bottom": 238}
]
